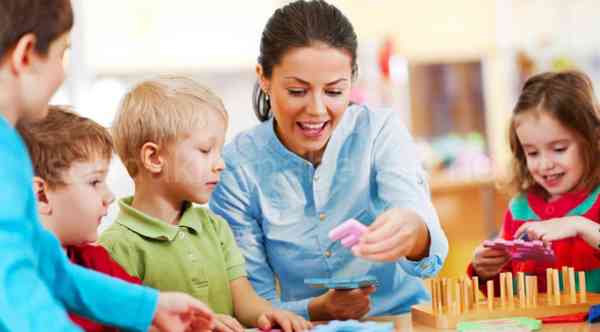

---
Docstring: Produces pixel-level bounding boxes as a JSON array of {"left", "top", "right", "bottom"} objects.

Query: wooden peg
[
  {"left": 486, "top": 279, "right": 494, "bottom": 311},
  {"left": 562, "top": 266, "right": 569, "bottom": 294},
  {"left": 553, "top": 269, "right": 561, "bottom": 305},
  {"left": 441, "top": 278, "right": 448, "bottom": 309},
  {"left": 517, "top": 272, "right": 525, "bottom": 307},
  {"left": 525, "top": 276, "right": 534, "bottom": 308},
  {"left": 463, "top": 277, "right": 471, "bottom": 310},
  {"left": 579, "top": 271, "right": 587, "bottom": 303},
  {"left": 431, "top": 279, "right": 439, "bottom": 312},
  {"left": 446, "top": 278, "right": 453, "bottom": 311},
  {"left": 499, "top": 273, "right": 506, "bottom": 306},
  {"left": 472, "top": 276, "right": 480, "bottom": 304},
  {"left": 455, "top": 279, "right": 462, "bottom": 314},
  {"left": 546, "top": 268, "right": 553, "bottom": 303},
  {"left": 569, "top": 267, "right": 577, "bottom": 304},
  {"left": 506, "top": 272, "right": 514, "bottom": 306},
  {"left": 533, "top": 276, "right": 538, "bottom": 307}
]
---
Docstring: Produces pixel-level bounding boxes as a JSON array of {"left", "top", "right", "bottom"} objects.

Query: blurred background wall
[{"left": 54, "top": 0, "right": 600, "bottom": 277}]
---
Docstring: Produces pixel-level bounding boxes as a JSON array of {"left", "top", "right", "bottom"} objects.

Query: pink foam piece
[
  {"left": 483, "top": 238, "right": 555, "bottom": 263},
  {"left": 329, "top": 219, "right": 368, "bottom": 244},
  {"left": 341, "top": 233, "right": 360, "bottom": 247}
]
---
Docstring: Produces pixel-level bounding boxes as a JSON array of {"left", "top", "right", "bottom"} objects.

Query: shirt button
[
  {"left": 179, "top": 233, "right": 185, "bottom": 239},
  {"left": 324, "top": 250, "right": 332, "bottom": 257},
  {"left": 314, "top": 175, "right": 319, "bottom": 181},
  {"left": 545, "top": 206, "right": 555, "bottom": 214},
  {"left": 319, "top": 213, "right": 326, "bottom": 221}
]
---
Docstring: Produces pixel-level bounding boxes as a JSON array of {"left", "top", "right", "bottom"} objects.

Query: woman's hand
[
  {"left": 471, "top": 244, "right": 511, "bottom": 280},
  {"left": 256, "top": 309, "right": 312, "bottom": 332},
  {"left": 308, "top": 285, "right": 375, "bottom": 321},
  {"left": 352, "top": 208, "right": 429, "bottom": 262}
]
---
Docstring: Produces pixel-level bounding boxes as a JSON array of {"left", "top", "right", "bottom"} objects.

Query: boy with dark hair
[{"left": 19, "top": 106, "right": 144, "bottom": 331}]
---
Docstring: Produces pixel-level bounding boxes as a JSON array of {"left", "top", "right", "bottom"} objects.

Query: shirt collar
[
  {"left": 117, "top": 197, "right": 202, "bottom": 241},
  {"left": 261, "top": 118, "right": 309, "bottom": 167},
  {"left": 527, "top": 187, "right": 592, "bottom": 219}
]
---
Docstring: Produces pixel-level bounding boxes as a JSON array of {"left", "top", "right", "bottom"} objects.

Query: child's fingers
[
  {"left": 289, "top": 315, "right": 305, "bottom": 332},
  {"left": 272, "top": 314, "right": 293, "bottom": 332},
  {"left": 215, "top": 315, "right": 242, "bottom": 332},
  {"left": 477, "top": 255, "right": 510, "bottom": 267},
  {"left": 480, "top": 248, "right": 510, "bottom": 258},
  {"left": 514, "top": 222, "right": 536, "bottom": 240},
  {"left": 256, "top": 314, "right": 271, "bottom": 331},
  {"left": 214, "top": 320, "right": 234, "bottom": 332}
]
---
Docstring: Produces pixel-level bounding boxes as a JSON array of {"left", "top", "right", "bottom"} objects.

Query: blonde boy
[{"left": 99, "top": 76, "right": 311, "bottom": 332}]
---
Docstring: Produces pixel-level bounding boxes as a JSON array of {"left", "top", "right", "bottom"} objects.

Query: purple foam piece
[
  {"left": 483, "top": 238, "right": 555, "bottom": 263},
  {"left": 329, "top": 219, "right": 368, "bottom": 247}
]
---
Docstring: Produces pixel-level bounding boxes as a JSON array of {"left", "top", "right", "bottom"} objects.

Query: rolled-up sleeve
[
  {"left": 210, "top": 165, "right": 311, "bottom": 318},
  {"left": 371, "top": 111, "right": 448, "bottom": 278}
]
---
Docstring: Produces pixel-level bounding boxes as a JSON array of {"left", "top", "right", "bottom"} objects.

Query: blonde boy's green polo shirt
[{"left": 98, "top": 197, "right": 246, "bottom": 315}]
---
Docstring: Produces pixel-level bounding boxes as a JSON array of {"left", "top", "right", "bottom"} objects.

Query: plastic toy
[
  {"left": 309, "top": 320, "right": 393, "bottom": 332},
  {"left": 304, "top": 275, "right": 378, "bottom": 290},
  {"left": 329, "top": 219, "right": 367, "bottom": 248},
  {"left": 483, "top": 239, "right": 555, "bottom": 263}
]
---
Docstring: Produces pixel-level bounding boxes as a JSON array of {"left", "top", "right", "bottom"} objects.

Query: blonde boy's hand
[
  {"left": 214, "top": 314, "right": 245, "bottom": 332},
  {"left": 514, "top": 218, "right": 580, "bottom": 244},
  {"left": 257, "top": 309, "right": 313, "bottom": 332},
  {"left": 153, "top": 292, "right": 215, "bottom": 332},
  {"left": 472, "top": 244, "right": 511, "bottom": 280}
]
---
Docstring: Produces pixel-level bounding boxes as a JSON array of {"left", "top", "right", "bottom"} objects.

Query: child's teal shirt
[{"left": 0, "top": 115, "right": 158, "bottom": 332}]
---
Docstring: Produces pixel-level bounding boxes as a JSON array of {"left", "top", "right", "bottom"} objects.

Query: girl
[{"left": 470, "top": 70, "right": 600, "bottom": 292}]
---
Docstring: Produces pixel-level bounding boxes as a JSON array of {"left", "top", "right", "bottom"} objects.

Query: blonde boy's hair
[
  {"left": 112, "top": 75, "right": 227, "bottom": 177},
  {"left": 17, "top": 105, "right": 113, "bottom": 188}
]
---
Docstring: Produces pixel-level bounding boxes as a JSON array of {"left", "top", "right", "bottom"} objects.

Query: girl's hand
[
  {"left": 514, "top": 217, "right": 582, "bottom": 244},
  {"left": 352, "top": 208, "right": 429, "bottom": 262},
  {"left": 472, "top": 243, "right": 511, "bottom": 280},
  {"left": 257, "top": 309, "right": 312, "bottom": 332},
  {"left": 214, "top": 314, "right": 244, "bottom": 332}
]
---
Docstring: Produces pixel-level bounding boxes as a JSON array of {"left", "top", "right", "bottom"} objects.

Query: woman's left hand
[
  {"left": 352, "top": 208, "right": 429, "bottom": 262},
  {"left": 514, "top": 217, "right": 582, "bottom": 244}
]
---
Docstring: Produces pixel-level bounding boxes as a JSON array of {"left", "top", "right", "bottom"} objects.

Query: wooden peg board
[{"left": 416, "top": 269, "right": 598, "bottom": 329}]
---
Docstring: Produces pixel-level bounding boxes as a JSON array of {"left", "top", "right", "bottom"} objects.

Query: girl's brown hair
[{"left": 507, "top": 70, "right": 600, "bottom": 195}]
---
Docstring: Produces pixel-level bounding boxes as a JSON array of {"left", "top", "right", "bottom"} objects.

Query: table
[{"left": 369, "top": 314, "right": 600, "bottom": 331}]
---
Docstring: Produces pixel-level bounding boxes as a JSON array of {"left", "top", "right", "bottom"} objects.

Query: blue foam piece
[
  {"left": 589, "top": 304, "right": 600, "bottom": 323},
  {"left": 304, "top": 275, "right": 378, "bottom": 290},
  {"left": 310, "top": 320, "right": 393, "bottom": 332}
]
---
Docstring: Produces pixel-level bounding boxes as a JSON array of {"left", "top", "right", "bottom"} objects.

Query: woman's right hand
[
  {"left": 472, "top": 244, "right": 511, "bottom": 280},
  {"left": 308, "top": 285, "right": 375, "bottom": 321}
]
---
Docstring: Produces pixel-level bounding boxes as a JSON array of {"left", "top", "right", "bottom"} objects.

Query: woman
[{"left": 210, "top": 0, "right": 448, "bottom": 321}]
